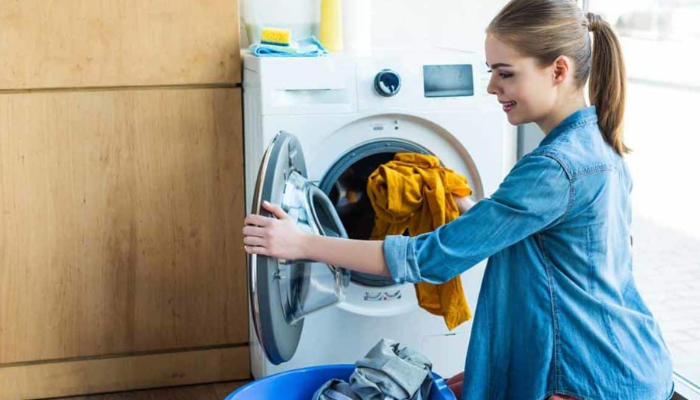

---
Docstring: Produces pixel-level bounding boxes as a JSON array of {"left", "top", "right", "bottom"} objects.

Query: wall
[{"left": 371, "top": 0, "right": 509, "bottom": 53}]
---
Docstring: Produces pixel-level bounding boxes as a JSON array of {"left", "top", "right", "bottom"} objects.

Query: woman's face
[{"left": 485, "top": 35, "right": 556, "bottom": 126}]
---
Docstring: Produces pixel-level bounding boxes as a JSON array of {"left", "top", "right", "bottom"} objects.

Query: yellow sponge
[{"left": 260, "top": 27, "right": 291, "bottom": 46}]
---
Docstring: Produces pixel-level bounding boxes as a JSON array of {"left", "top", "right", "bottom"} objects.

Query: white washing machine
[{"left": 243, "top": 49, "right": 516, "bottom": 379}]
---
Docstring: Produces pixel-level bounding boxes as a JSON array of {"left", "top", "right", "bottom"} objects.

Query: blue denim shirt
[{"left": 383, "top": 107, "right": 674, "bottom": 400}]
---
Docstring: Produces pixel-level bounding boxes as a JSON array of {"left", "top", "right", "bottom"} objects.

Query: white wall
[{"left": 371, "top": 0, "right": 509, "bottom": 53}]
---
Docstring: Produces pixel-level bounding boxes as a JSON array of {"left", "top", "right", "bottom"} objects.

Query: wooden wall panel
[
  {"left": 0, "top": 88, "right": 248, "bottom": 364},
  {"left": 0, "top": 0, "right": 241, "bottom": 89},
  {"left": 0, "top": 346, "right": 250, "bottom": 400}
]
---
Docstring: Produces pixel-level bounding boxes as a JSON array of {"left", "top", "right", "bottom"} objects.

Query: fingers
[
  {"left": 244, "top": 245, "right": 270, "bottom": 256},
  {"left": 243, "top": 224, "right": 273, "bottom": 256},
  {"left": 243, "top": 225, "right": 270, "bottom": 254},
  {"left": 244, "top": 202, "right": 287, "bottom": 226},
  {"left": 262, "top": 201, "right": 289, "bottom": 220},
  {"left": 243, "top": 235, "right": 264, "bottom": 246},
  {"left": 243, "top": 201, "right": 289, "bottom": 258},
  {"left": 245, "top": 213, "right": 273, "bottom": 227},
  {"left": 242, "top": 225, "right": 266, "bottom": 237}
]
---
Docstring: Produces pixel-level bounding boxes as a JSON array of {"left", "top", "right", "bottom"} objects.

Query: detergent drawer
[{"left": 244, "top": 55, "right": 358, "bottom": 116}]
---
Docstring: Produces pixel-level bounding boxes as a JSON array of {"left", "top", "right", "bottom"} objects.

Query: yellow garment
[{"left": 367, "top": 153, "right": 472, "bottom": 330}]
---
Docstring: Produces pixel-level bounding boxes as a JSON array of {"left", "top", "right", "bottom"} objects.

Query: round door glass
[{"left": 319, "top": 140, "right": 431, "bottom": 287}]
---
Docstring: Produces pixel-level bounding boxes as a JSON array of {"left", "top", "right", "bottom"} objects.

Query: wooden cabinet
[
  {"left": 0, "top": 87, "right": 250, "bottom": 400},
  {"left": 0, "top": 88, "right": 247, "bottom": 362},
  {"left": 0, "top": 1, "right": 248, "bottom": 399},
  {"left": 0, "top": 0, "right": 241, "bottom": 89}
]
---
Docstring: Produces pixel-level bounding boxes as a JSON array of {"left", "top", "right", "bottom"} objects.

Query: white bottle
[{"left": 342, "top": 0, "right": 372, "bottom": 56}]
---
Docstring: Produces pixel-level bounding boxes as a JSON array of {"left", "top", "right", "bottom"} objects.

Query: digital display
[{"left": 423, "top": 64, "right": 474, "bottom": 98}]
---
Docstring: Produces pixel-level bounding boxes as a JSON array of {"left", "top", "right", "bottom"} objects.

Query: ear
[{"left": 551, "top": 55, "right": 570, "bottom": 86}]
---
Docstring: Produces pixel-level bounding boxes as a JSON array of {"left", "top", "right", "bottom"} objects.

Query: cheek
[
  {"left": 505, "top": 81, "right": 549, "bottom": 124},
  {"left": 518, "top": 80, "right": 553, "bottom": 110},
  {"left": 499, "top": 79, "right": 532, "bottom": 105}
]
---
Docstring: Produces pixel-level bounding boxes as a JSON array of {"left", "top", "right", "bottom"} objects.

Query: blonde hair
[{"left": 487, "top": 0, "right": 629, "bottom": 155}]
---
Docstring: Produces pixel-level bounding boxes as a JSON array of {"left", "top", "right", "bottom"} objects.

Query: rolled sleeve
[
  {"left": 382, "top": 234, "right": 422, "bottom": 284},
  {"left": 381, "top": 154, "right": 572, "bottom": 285}
]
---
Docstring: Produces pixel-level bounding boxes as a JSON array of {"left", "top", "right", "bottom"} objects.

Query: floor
[
  {"left": 51, "top": 381, "right": 248, "bottom": 400},
  {"left": 633, "top": 215, "right": 700, "bottom": 387},
  {"left": 611, "top": 77, "right": 700, "bottom": 388}
]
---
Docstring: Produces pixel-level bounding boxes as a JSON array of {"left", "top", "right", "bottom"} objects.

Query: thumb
[{"left": 262, "top": 201, "right": 289, "bottom": 220}]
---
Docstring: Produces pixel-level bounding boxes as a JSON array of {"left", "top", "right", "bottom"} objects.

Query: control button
[{"left": 374, "top": 69, "right": 401, "bottom": 97}]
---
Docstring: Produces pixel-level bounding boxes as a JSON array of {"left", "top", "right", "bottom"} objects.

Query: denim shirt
[{"left": 383, "top": 107, "right": 674, "bottom": 400}]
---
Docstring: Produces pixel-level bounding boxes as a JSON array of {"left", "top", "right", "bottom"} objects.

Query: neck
[{"left": 537, "top": 93, "right": 588, "bottom": 135}]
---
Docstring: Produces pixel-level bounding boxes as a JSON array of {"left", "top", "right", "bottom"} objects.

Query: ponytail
[{"left": 587, "top": 12, "right": 629, "bottom": 155}]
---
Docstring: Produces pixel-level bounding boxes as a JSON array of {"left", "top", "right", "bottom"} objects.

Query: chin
[
  {"left": 506, "top": 108, "right": 536, "bottom": 127},
  {"left": 506, "top": 113, "right": 524, "bottom": 126}
]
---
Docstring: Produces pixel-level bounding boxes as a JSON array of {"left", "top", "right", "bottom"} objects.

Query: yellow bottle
[{"left": 319, "top": 0, "right": 343, "bottom": 52}]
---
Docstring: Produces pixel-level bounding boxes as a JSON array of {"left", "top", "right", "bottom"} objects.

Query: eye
[{"left": 487, "top": 69, "right": 513, "bottom": 79}]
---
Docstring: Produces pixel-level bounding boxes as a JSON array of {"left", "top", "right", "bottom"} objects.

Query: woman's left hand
[
  {"left": 243, "top": 201, "right": 309, "bottom": 260},
  {"left": 454, "top": 195, "right": 477, "bottom": 214}
]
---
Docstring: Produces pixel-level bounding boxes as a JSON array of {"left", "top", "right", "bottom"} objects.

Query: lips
[{"left": 500, "top": 100, "right": 517, "bottom": 112}]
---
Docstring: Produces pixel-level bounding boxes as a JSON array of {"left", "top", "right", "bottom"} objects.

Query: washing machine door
[{"left": 249, "top": 131, "right": 351, "bottom": 365}]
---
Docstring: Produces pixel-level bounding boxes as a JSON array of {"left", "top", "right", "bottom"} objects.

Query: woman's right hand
[{"left": 243, "top": 201, "right": 309, "bottom": 260}]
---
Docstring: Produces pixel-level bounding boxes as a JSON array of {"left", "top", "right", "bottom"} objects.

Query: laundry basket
[{"left": 224, "top": 364, "right": 456, "bottom": 400}]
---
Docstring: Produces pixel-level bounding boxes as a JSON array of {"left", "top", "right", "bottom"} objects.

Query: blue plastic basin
[{"left": 224, "top": 364, "right": 456, "bottom": 400}]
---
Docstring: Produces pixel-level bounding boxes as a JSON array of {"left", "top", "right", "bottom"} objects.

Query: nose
[{"left": 487, "top": 75, "right": 500, "bottom": 96}]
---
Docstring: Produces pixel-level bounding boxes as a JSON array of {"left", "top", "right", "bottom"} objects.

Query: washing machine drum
[
  {"left": 248, "top": 131, "right": 351, "bottom": 365},
  {"left": 318, "top": 139, "right": 431, "bottom": 288}
]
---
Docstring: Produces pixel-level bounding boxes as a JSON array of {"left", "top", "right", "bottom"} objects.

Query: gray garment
[
  {"left": 314, "top": 379, "right": 361, "bottom": 400},
  {"left": 313, "top": 339, "right": 433, "bottom": 400},
  {"left": 313, "top": 379, "right": 361, "bottom": 400}
]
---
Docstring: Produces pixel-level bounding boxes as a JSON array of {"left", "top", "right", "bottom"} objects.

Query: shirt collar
[{"left": 539, "top": 106, "right": 598, "bottom": 147}]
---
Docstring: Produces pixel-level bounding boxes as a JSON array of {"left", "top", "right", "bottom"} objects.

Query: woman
[{"left": 243, "top": 0, "right": 674, "bottom": 398}]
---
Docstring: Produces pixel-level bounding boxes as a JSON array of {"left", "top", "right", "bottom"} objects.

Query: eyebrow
[{"left": 485, "top": 62, "right": 513, "bottom": 69}]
